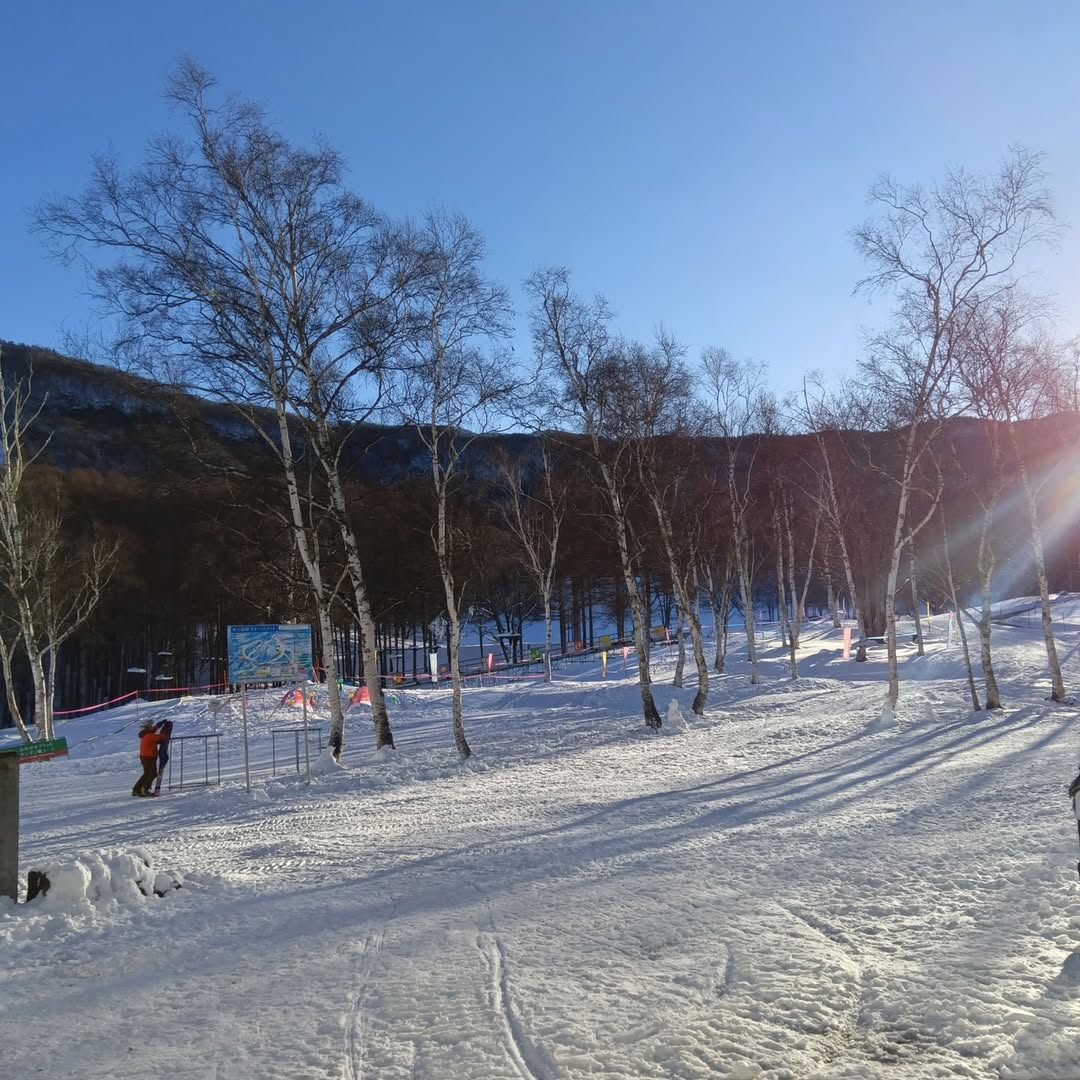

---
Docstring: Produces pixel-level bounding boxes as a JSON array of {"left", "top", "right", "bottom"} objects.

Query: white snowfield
[{"left": 2, "top": 605, "right": 1080, "bottom": 1079}]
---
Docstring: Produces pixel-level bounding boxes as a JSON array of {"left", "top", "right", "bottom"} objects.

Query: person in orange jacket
[
  {"left": 152, "top": 718, "right": 174, "bottom": 795},
  {"left": 132, "top": 721, "right": 165, "bottom": 797}
]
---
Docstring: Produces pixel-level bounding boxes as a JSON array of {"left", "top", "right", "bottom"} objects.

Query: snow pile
[
  {"left": 29, "top": 848, "right": 181, "bottom": 910},
  {"left": 665, "top": 697, "right": 689, "bottom": 732},
  {"left": 866, "top": 694, "right": 899, "bottom": 732},
  {"left": 311, "top": 746, "right": 343, "bottom": 774}
]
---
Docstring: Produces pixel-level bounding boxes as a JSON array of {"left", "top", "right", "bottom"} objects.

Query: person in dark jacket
[
  {"left": 153, "top": 719, "right": 174, "bottom": 795},
  {"left": 132, "top": 721, "right": 164, "bottom": 797}
]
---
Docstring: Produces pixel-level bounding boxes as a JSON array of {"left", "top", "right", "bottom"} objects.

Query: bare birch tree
[
  {"left": 797, "top": 376, "right": 864, "bottom": 635},
  {"left": 702, "top": 349, "right": 768, "bottom": 684},
  {"left": 959, "top": 295, "right": 1070, "bottom": 701},
  {"left": 624, "top": 337, "right": 712, "bottom": 714},
  {"left": 0, "top": 353, "right": 117, "bottom": 740},
  {"left": 34, "top": 61, "right": 415, "bottom": 753},
  {"left": 702, "top": 545, "right": 735, "bottom": 673},
  {"left": 936, "top": 491, "right": 982, "bottom": 710},
  {"left": 395, "top": 212, "right": 515, "bottom": 758},
  {"left": 527, "top": 267, "right": 663, "bottom": 728},
  {"left": 498, "top": 439, "right": 568, "bottom": 684},
  {"left": 853, "top": 147, "right": 1056, "bottom": 707}
]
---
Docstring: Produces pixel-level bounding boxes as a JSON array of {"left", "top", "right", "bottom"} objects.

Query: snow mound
[
  {"left": 665, "top": 698, "right": 689, "bottom": 732},
  {"left": 29, "top": 848, "right": 182, "bottom": 911},
  {"left": 311, "top": 747, "right": 343, "bottom": 774},
  {"left": 866, "top": 696, "right": 899, "bottom": 733}
]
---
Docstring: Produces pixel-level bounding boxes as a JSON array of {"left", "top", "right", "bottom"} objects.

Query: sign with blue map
[{"left": 227, "top": 624, "right": 313, "bottom": 684}]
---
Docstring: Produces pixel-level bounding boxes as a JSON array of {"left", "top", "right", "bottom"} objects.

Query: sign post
[
  {"left": 240, "top": 684, "right": 251, "bottom": 793},
  {"left": 299, "top": 665, "right": 312, "bottom": 785},
  {"left": 227, "top": 625, "right": 314, "bottom": 794},
  {"left": 0, "top": 754, "right": 17, "bottom": 902}
]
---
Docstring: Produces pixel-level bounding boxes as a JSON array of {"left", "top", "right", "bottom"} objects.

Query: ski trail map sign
[{"left": 227, "top": 625, "right": 313, "bottom": 684}]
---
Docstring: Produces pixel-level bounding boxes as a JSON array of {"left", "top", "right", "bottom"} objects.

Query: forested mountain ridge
[
  {"left": 0, "top": 341, "right": 538, "bottom": 484},
  {"left": 6, "top": 339, "right": 1074, "bottom": 493}
]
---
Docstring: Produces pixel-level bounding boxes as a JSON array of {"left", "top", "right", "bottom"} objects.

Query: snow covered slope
[{"left": 2, "top": 615, "right": 1079, "bottom": 1078}]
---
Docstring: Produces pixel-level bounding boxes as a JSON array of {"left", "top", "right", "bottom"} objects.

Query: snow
[{"left": 2, "top": 610, "right": 1080, "bottom": 1078}]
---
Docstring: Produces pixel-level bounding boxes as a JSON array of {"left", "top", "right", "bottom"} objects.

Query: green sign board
[{"left": 1, "top": 737, "right": 69, "bottom": 764}]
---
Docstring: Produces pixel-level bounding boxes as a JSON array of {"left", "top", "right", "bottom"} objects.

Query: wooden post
[{"left": 0, "top": 754, "right": 18, "bottom": 902}]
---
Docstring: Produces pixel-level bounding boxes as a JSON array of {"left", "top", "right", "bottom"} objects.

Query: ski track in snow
[
  {"left": 479, "top": 931, "right": 547, "bottom": 1080},
  {"left": 344, "top": 925, "right": 390, "bottom": 1080}
]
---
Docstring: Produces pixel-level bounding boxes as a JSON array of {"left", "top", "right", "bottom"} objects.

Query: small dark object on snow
[
  {"left": 855, "top": 644, "right": 868, "bottom": 662},
  {"left": 26, "top": 870, "right": 49, "bottom": 901}
]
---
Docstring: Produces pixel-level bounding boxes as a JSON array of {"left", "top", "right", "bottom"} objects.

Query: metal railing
[
  {"left": 166, "top": 733, "right": 223, "bottom": 791},
  {"left": 271, "top": 726, "right": 324, "bottom": 775}
]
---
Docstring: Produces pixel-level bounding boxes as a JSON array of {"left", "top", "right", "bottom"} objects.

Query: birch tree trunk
[
  {"left": 1011, "top": 430, "right": 1067, "bottom": 701},
  {"left": 543, "top": 597, "right": 553, "bottom": 684},
  {"left": 737, "top": 539, "right": 760, "bottom": 684},
  {"left": 708, "top": 592, "right": 725, "bottom": 674},
  {"left": 28, "top": 650, "right": 49, "bottom": 739},
  {"left": 685, "top": 567, "right": 710, "bottom": 716},
  {"left": 673, "top": 608, "right": 686, "bottom": 688},
  {"left": 602, "top": 483, "right": 662, "bottom": 724},
  {"left": 882, "top": 451, "right": 916, "bottom": 707},
  {"left": 909, "top": 542, "right": 925, "bottom": 656},
  {"left": 708, "top": 561, "right": 733, "bottom": 675},
  {"left": 643, "top": 488, "right": 709, "bottom": 714},
  {"left": 0, "top": 643, "right": 34, "bottom": 741},
  {"left": 816, "top": 434, "right": 863, "bottom": 636},
  {"left": 272, "top": 400, "right": 348, "bottom": 755},
  {"left": 323, "top": 467, "right": 395, "bottom": 749},
  {"left": 783, "top": 488, "right": 820, "bottom": 660},
  {"left": 828, "top": 574, "right": 841, "bottom": 628},
  {"left": 976, "top": 505, "right": 1002, "bottom": 709},
  {"left": 773, "top": 504, "right": 796, "bottom": 679},
  {"left": 444, "top": 583, "right": 470, "bottom": 760},
  {"left": 939, "top": 502, "right": 981, "bottom": 710}
]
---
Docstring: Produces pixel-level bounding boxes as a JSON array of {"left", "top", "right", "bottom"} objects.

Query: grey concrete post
[{"left": 0, "top": 754, "right": 18, "bottom": 902}]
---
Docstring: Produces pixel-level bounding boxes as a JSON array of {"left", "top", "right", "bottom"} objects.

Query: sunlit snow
[{"left": 2, "top": 604, "right": 1079, "bottom": 1079}]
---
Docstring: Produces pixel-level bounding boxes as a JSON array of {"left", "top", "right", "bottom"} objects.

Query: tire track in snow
[{"left": 478, "top": 932, "right": 550, "bottom": 1080}]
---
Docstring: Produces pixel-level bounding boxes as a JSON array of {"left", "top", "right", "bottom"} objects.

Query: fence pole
[
  {"left": 302, "top": 684, "right": 311, "bottom": 784},
  {"left": 0, "top": 755, "right": 17, "bottom": 902},
  {"left": 241, "top": 682, "right": 252, "bottom": 793}
]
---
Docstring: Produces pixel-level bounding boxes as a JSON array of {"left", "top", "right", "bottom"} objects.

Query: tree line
[{"left": 2, "top": 62, "right": 1075, "bottom": 753}]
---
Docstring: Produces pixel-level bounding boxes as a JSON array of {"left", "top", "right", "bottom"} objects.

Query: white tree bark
[
  {"left": 1010, "top": 425, "right": 1067, "bottom": 701},
  {"left": 271, "top": 398, "right": 347, "bottom": 754}
]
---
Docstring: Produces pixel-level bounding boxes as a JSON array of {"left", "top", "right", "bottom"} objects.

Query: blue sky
[{"left": 4, "top": 1, "right": 1079, "bottom": 395}]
